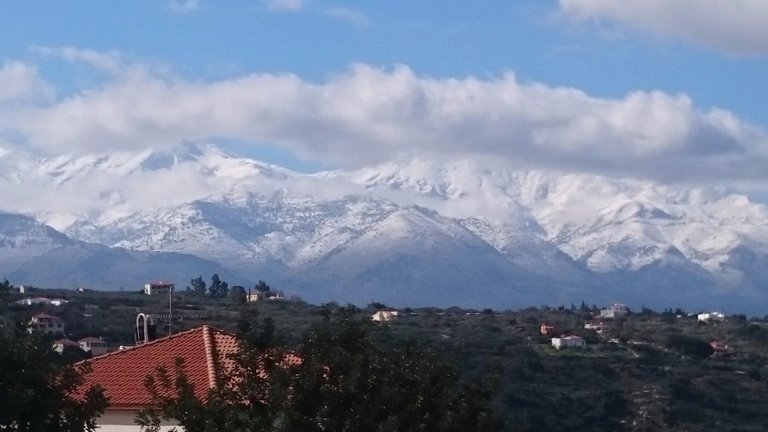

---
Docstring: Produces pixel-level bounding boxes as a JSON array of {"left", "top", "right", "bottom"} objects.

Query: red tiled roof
[{"left": 78, "top": 325, "right": 238, "bottom": 408}]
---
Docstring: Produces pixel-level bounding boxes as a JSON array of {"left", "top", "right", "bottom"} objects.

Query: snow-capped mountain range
[{"left": 2, "top": 143, "right": 767, "bottom": 313}]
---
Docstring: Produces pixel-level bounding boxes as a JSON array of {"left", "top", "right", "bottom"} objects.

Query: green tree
[
  {"left": 254, "top": 280, "right": 270, "bottom": 293},
  {"left": 139, "top": 308, "right": 501, "bottom": 432},
  {"left": 665, "top": 334, "right": 714, "bottom": 359},
  {"left": 0, "top": 279, "right": 11, "bottom": 304},
  {"left": 228, "top": 286, "right": 247, "bottom": 304},
  {"left": 208, "top": 274, "right": 229, "bottom": 299},
  {"left": 0, "top": 322, "right": 107, "bottom": 431},
  {"left": 189, "top": 276, "right": 206, "bottom": 297}
]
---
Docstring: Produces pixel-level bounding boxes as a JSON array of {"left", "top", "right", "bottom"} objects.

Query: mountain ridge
[{"left": 2, "top": 144, "right": 767, "bottom": 312}]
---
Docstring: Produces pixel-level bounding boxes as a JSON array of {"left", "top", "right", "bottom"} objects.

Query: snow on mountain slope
[
  {"left": 0, "top": 212, "right": 73, "bottom": 273},
  {"left": 510, "top": 171, "right": 768, "bottom": 274},
  {"left": 0, "top": 213, "right": 243, "bottom": 289},
  {"left": 2, "top": 144, "right": 768, "bottom": 311},
  {"left": 347, "top": 158, "right": 768, "bottom": 277},
  {"left": 284, "top": 205, "right": 584, "bottom": 308}
]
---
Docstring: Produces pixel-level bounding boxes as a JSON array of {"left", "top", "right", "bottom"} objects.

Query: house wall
[{"left": 97, "top": 409, "right": 179, "bottom": 432}]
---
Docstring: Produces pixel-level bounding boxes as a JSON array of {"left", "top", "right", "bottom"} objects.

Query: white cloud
[
  {"left": 32, "top": 46, "right": 127, "bottom": 75},
  {"left": 559, "top": 0, "right": 768, "bottom": 55},
  {"left": 265, "top": 0, "right": 304, "bottom": 12},
  {"left": 2, "top": 55, "right": 767, "bottom": 186},
  {"left": 322, "top": 7, "right": 371, "bottom": 28},
  {"left": 0, "top": 61, "right": 54, "bottom": 105},
  {"left": 168, "top": 0, "right": 201, "bottom": 14}
]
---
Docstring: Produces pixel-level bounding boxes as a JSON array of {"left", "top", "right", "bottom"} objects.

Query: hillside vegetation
[{"left": 9, "top": 284, "right": 768, "bottom": 431}]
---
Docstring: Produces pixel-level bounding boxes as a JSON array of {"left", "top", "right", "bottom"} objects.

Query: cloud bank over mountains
[
  {"left": 559, "top": 0, "right": 768, "bottom": 55},
  {"left": 0, "top": 49, "right": 766, "bottom": 192}
]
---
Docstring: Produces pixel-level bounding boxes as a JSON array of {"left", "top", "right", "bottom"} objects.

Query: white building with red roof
[
  {"left": 77, "top": 325, "right": 238, "bottom": 431},
  {"left": 29, "top": 313, "right": 65, "bottom": 335},
  {"left": 143, "top": 281, "right": 174, "bottom": 296}
]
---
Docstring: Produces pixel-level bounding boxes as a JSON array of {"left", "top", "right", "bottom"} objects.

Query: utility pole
[{"left": 169, "top": 284, "right": 173, "bottom": 337}]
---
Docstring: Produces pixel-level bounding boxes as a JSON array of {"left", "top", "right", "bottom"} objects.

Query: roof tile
[{"left": 78, "top": 325, "right": 238, "bottom": 408}]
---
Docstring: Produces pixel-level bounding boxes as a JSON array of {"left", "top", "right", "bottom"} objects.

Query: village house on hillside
[
  {"left": 584, "top": 320, "right": 605, "bottom": 334},
  {"left": 53, "top": 338, "right": 80, "bottom": 354},
  {"left": 77, "top": 325, "right": 238, "bottom": 431},
  {"left": 540, "top": 323, "right": 555, "bottom": 336},
  {"left": 28, "top": 313, "right": 65, "bottom": 335},
  {"left": 17, "top": 297, "right": 69, "bottom": 307},
  {"left": 143, "top": 281, "right": 174, "bottom": 296},
  {"left": 247, "top": 290, "right": 284, "bottom": 302},
  {"left": 371, "top": 310, "right": 399, "bottom": 322},
  {"left": 15, "top": 297, "right": 51, "bottom": 306},
  {"left": 600, "top": 303, "right": 629, "bottom": 319},
  {"left": 551, "top": 335, "right": 586, "bottom": 350},
  {"left": 79, "top": 337, "right": 110, "bottom": 356},
  {"left": 698, "top": 312, "right": 726, "bottom": 323}
]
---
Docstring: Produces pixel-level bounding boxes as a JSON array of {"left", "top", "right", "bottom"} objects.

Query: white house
[
  {"left": 584, "top": 320, "right": 605, "bottom": 333},
  {"left": 551, "top": 335, "right": 586, "bottom": 350},
  {"left": 247, "top": 292, "right": 266, "bottom": 302},
  {"left": 143, "top": 281, "right": 174, "bottom": 296},
  {"left": 600, "top": 303, "right": 629, "bottom": 318},
  {"left": 16, "top": 297, "right": 52, "bottom": 306},
  {"left": 79, "top": 337, "right": 110, "bottom": 356},
  {"left": 29, "top": 313, "right": 65, "bottom": 335},
  {"left": 53, "top": 338, "right": 81, "bottom": 354},
  {"left": 371, "top": 310, "right": 399, "bottom": 322},
  {"left": 698, "top": 312, "right": 726, "bottom": 323},
  {"left": 50, "top": 298, "right": 69, "bottom": 306}
]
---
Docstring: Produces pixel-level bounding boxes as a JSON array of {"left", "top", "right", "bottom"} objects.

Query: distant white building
[
  {"left": 551, "top": 335, "right": 586, "bottom": 350},
  {"left": 371, "top": 310, "right": 399, "bottom": 322},
  {"left": 15, "top": 297, "right": 52, "bottom": 306},
  {"left": 600, "top": 303, "right": 629, "bottom": 319},
  {"left": 53, "top": 338, "right": 81, "bottom": 354},
  {"left": 247, "top": 292, "right": 266, "bottom": 302},
  {"left": 79, "top": 337, "right": 110, "bottom": 356},
  {"left": 698, "top": 312, "right": 726, "bottom": 323},
  {"left": 247, "top": 290, "right": 284, "bottom": 302},
  {"left": 584, "top": 320, "right": 605, "bottom": 334},
  {"left": 29, "top": 313, "right": 65, "bottom": 335},
  {"left": 144, "top": 281, "right": 174, "bottom": 295}
]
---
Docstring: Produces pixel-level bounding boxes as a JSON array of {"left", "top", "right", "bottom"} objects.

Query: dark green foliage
[
  {"left": 208, "top": 274, "right": 229, "bottom": 299},
  {"left": 0, "top": 282, "right": 107, "bottom": 432},
  {"left": 0, "top": 279, "right": 11, "bottom": 305},
  {"left": 0, "top": 322, "right": 107, "bottom": 431},
  {"left": 139, "top": 308, "right": 501, "bottom": 432},
  {"left": 665, "top": 334, "right": 714, "bottom": 358},
  {"left": 9, "top": 283, "right": 768, "bottom": 432},
  {"left": 189, "top": 276, "right": 206, "bottom": 297},
  {"left": 228, "top": 285, "right": 247, "bottom": 304},
  {"left": 254, "top": 280, "right": 270, "bottom": 293}
]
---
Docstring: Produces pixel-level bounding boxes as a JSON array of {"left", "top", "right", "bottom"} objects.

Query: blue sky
[{"left": 0, "top": 0, "right": 766, "bottom": 191}]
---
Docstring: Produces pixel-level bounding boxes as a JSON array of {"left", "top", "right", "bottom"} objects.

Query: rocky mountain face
[{"left": 2, "top": 144, "right": 767, "bottom": 313}]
